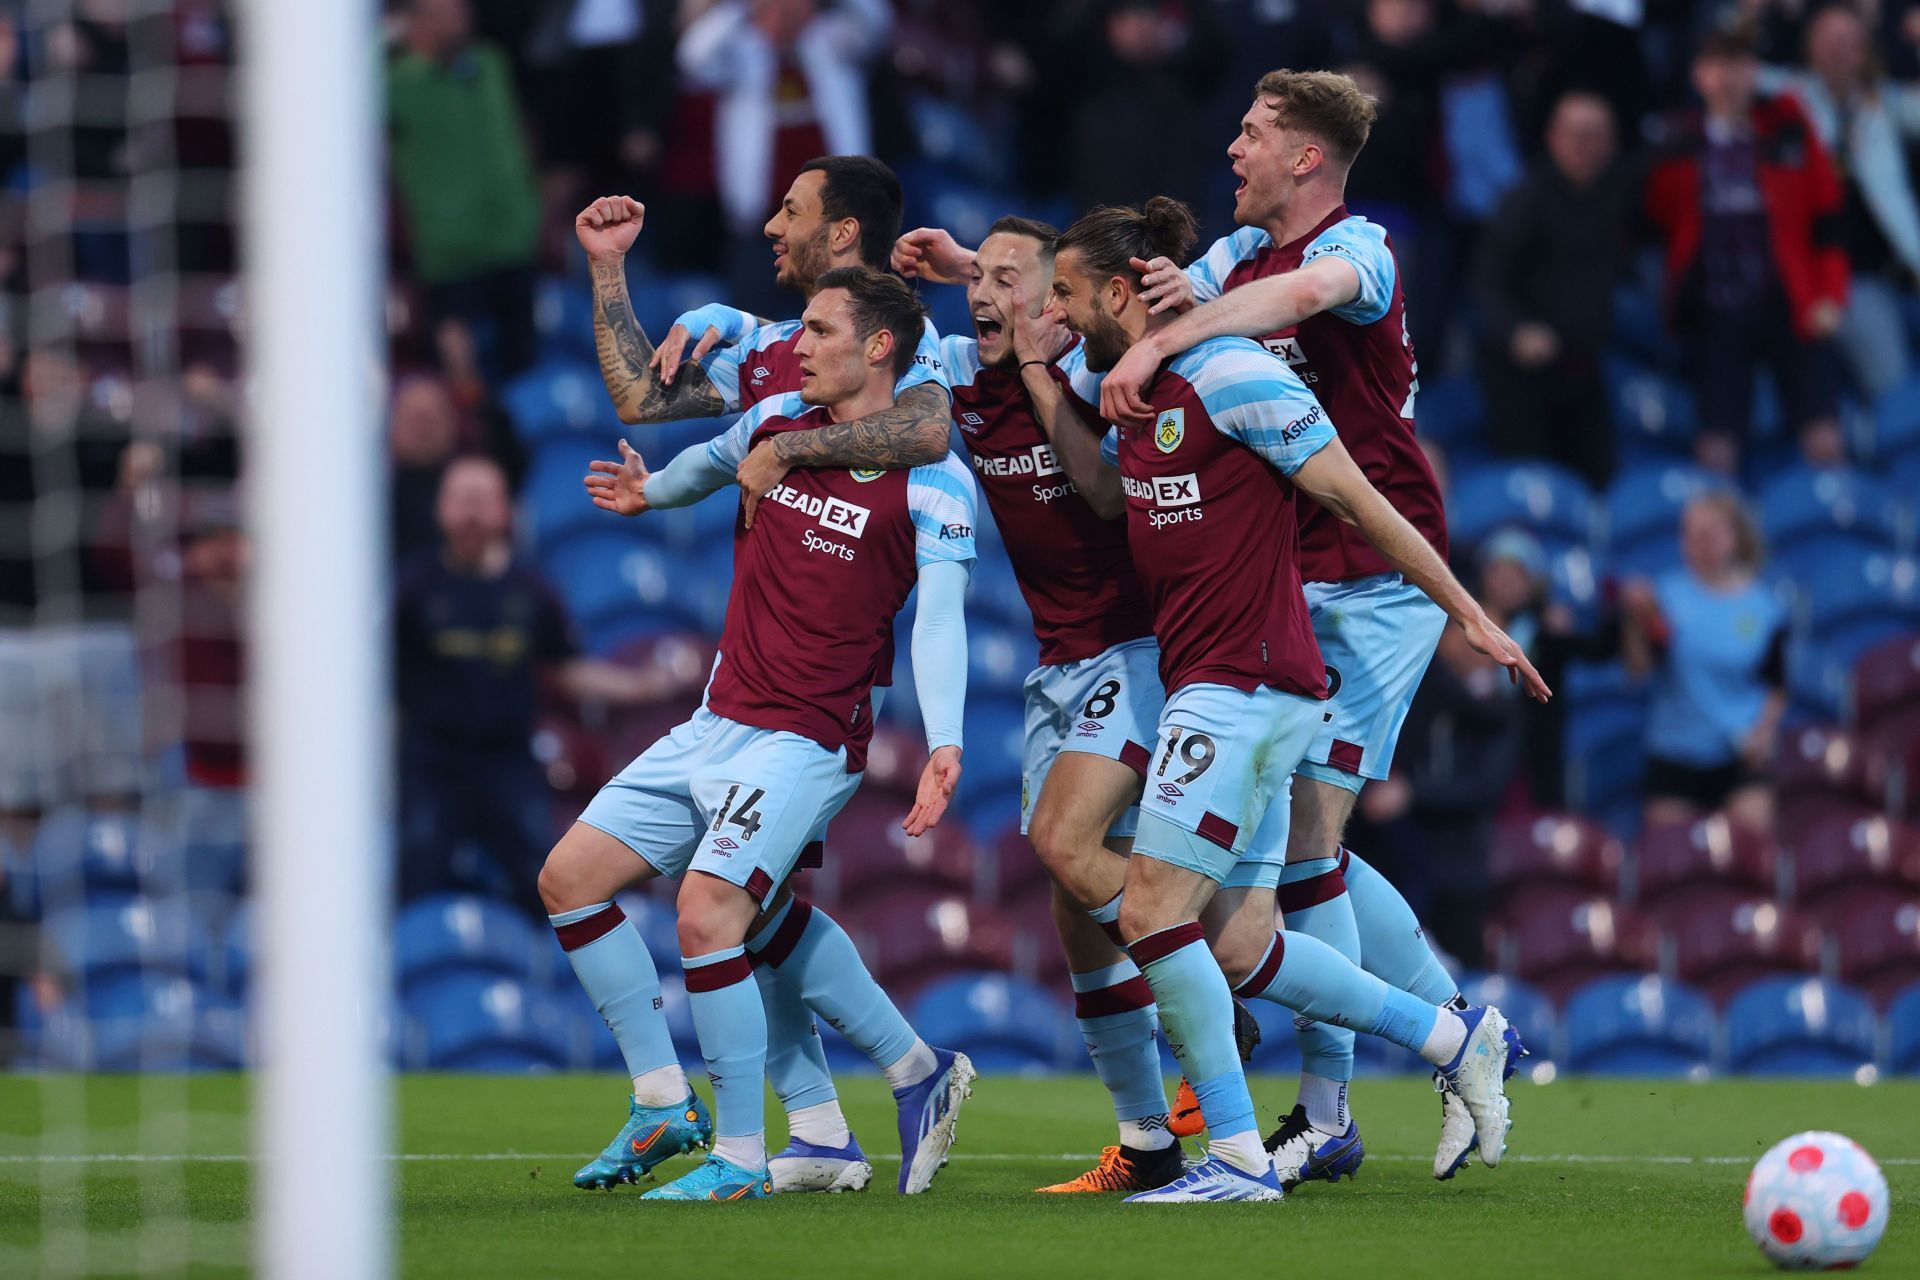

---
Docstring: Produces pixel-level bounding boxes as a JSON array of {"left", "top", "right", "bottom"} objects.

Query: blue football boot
[
  {"left": 893, "top": 1048, "right": 976, "bottom": 1194},
  {"left": 640, "top": 1153, "right": 773, "bottom": 1202},
  {"left": 1123, "top": 1154, "right": 1284, "bottom": 1204},
  {"left": 572, "top": 1093, "right": 713, "bottom": 1190},
  {"left": 1264, "top": 1105, "right": 1366, "bottom": 1189},
  {"left": 769, "top": 1133, "right": 873, "bottom": 1193}
]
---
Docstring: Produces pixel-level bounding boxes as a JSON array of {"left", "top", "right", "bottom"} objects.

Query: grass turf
[{"left": 2, "top": 1074, "right": 1917, "bottom": 1278}]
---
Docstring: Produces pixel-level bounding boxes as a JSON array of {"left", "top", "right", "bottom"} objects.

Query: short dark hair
[
  {"left": 1053, "top": 197, "right": 1200, "bottom": 284},
  {"left": 799, "top": 156, "right": 904, "bottom": 270},
  {"left": 985, "top": 214, "right": 1061, "bottom": 253},
  {"left": 1696, "top": 23, "right": 1758, "bottom": 62},
  {"left": 813, "top": 266, "right": 927, "bottom": 380}
]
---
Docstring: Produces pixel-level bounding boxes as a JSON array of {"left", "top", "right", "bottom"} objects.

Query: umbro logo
[
  {"left": 961, "top": 411, "right": 984, "bottom": 426},
  {"left": 1157, "top": 782, "right": 1183, "bottom": 799},
  {"left": 750, "top": 365, "right": 771, "bottom": 382},
  {"left": 1077, "top": 721, "right": 1102, "bottom": 733},
  {"left": 712, "top": 837, "right": 738, "bottom": 851}
]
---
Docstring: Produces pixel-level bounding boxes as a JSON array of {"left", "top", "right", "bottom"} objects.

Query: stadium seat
[
  {"left": 1605, "top": 357, "right": 1697, "bottom": 457},
  {"left": 1775, "top": 724, "right": 1879, "bottom": 844},
  {"left": 1725, "top": 977, "right": 1877, "bottom": 1077},
  {"left": 1829, "top": 897, "right": 1920, "bottom": 1004},
  {"left": 1871, "top": 371, "right": 1920, "bottom": 466},
  {"left": 960, "top": 696, "right": 1028, "bottom": 806},
  {"left": 1790, "top": 815, "right": 1920, "bottom": 922},
  {"left": 1887, "top": 983, "right": 1920, "bottom": 1074},
  {"left": 1411, "top": 375, "right": 1485, "bottom": 457},
  {"left": 1758, "top": 468, "right": 1906, "bottom": 580},
  {"left": 1602, "top": 463, "right": 1724, "bottom": 573},
  {"left": 990, "top": 826, "right": 1052, "bottom": 907},
  {"left": 817, "top": 792, "right": 979, "bottom": 907},
  {"left": 1792, "top": 549, "right": 1920, "bottom": 658},
  {"left": 1851, "top": 634, "right": 1920, "bottom": 734},
  {"left": 968, "top": 620, "right": 1040, "bottom": 699},
  {"left": 43, "top": 895, "right": 201, "bottom": 985},
  {"left": 967, "top": 554, "right": 1032, "bottom": 632},
  {"left": 1485, "top": 897, "right": 1654, "bottom": 1002},
  {"left": 83, "top": 975, "right": 248, "bottom": 1072},
  {"left": 857, "top": 723, "right": 928, "bottom": 799},
  {"left": 839, "top": 890, "right": 1016, "bottom": 997},
  {"left": 1864, "top": 705, "right": 1920, "bottom": 822},
  {"left": 522, "top": 438, "right": 615, "bottom": 549},
  {"left": 624, "top": 269, "right": 728, "bottom": 342},
  {"left": 1488, "top": 813, "right": 1623, "bottom": 908},
  {"left": 394, "top": 894, "right": 550, "bottom": 997},
  {"left": 539, "top": 526, "right": 706, "bottom": 642},
  {"left": 26, "top": 807, "right": 156, "bottom": 901},
  {"left": 907, "top": 972, "right": 1079, "bottom": 1073},
  {"left": 532, "top": 277, "right": 594, "bottom": 361},
  {"left": 1448, "top": 461, "right": 1598, "bottom": 555},
  {"left": 500, "top": 358, "right": 612, "bottom": 445},
  {"left": 1667, "top": 898, "right": 1822, "bottom": 1006},
  {"left": 1457, "top": 973, "right": 1557, "bottom": 1063},
  {"left": 405, "top": 973, "right": 584, "bottom": 1072},
  {"left": 1631, "top": 813, "right": 1778, "bottom": 921},
  {"left": 1562, "top": 975, "right": 1715, "bottom": 1076}
]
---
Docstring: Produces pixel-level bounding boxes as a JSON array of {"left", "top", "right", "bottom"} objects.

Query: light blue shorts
[
  {"left": 1132, "top": 682, "right": 1324, "bottom": 891},
  {"left": 1019, "top": 637, "right": 1163, "bottom": 839},
  {"left": 578, "top": 706, "right": 859, "bottom": 906},
  {"left": 1298, "top": 573, "right": 1446, "bottom": 792}
]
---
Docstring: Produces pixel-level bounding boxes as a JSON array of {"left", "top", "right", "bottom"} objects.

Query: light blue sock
[
  {"left": 746, "top": 899, "right": 838, "bottom": 1112},
  {"left": 754, "top": 899, "right": 917, "bottom": 1071},
  {"left": 1234, "top": 929, "right": 1441, "bottom": 1055},
  {"left": 1279, "top": 856, "right": 1358, "bottom": 1086},
  {"left": 1128, "top": 923, "right": 1256, "bottom": 1142},
  {"left": 683, "top": 946, "right": 767, "bottom": 1141},
  {"left": 1069, "top": 960, "right": 1168, "bottom": 1126},
  {"left": 1341, "top": 847, "right": 1460, "bottom": 1006},
  {"left": 550, "top": 902, "right": 678, "bottom": 1082}
]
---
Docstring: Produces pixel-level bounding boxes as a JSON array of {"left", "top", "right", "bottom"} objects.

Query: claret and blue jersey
[{"left": 700, "top": 316, "right": 950, "bottom": 412}]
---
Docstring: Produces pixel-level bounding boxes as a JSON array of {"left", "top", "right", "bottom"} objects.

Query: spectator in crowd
[
  {"left": 1473, "top": 89, "right": 1636, "bottom": 488},
  {"left": 387, "top": 0, "right": 543, "bottom": 382},
  {"left": 677, "top": 0, "right": 892, "bottom": 315},
  {"left": 516, "top": 0, "right": 679, "bottom": 204},
  {"left": 1646, "top": 26, "right": 1849, "bottom": 474},
  {"left": 1621, "top": 491, "right": 1787, "bottom": 834},
  {"left": 0, "top": 348, "right": 139, "bottom": 852},
  {"left": 1761, "top": 3, "right": 1920, "bottom": 398},
  {"left": 392, "top": 455, "right": 685, "bottom": 916},
  {"left": 389, "top": 374, "right": 464, "bottom": 566}
]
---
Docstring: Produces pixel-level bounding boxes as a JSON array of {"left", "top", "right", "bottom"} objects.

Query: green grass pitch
[{"left": 3, "top": 1074, "right": 1917, "bottom": 1277}]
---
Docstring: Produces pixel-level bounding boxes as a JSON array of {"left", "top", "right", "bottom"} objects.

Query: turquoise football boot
[
  {"left": 640, "top": 1153, "right": 774, "bottom": 1201},
  {"left": 572, "top": 1093, "right": 713, "bottom": 1190}
]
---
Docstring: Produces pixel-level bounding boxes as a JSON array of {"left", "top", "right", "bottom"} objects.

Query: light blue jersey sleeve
[
  {"left": 669, "top": 302, "right": 762, "bottom": 346},
  {"left": 910, "top": 559, "right": 969, "bottom": 752},
  {"left": 898, "top": 318, "right": 953, "bottom": 398},
  {"left": 702, "top": 391, "right": 809, "bottom": 472},
  {"left": 698, "top": 319, "right": 803, "bottom": 412},
  {"left": 1058, "top": 342, "right": 1106, "bottom": 412},
  {"left": 1172, "top": 338, "right": 1335, "bottom": 476},
  {"left": 1300, "top": 216, "right": 1396, "bottom": 325},
  {"left": 1099, "top": 427, "right": 1120, "bottom": 468},
  {"left": 940, "top": 334, "right": 982, "bottom": 392},
  {"left": 1184, "top": 226, "right": 1273, "bottom": 304},
  {"left": 906, "top": 452, "right": 979, "bottom": 569}
]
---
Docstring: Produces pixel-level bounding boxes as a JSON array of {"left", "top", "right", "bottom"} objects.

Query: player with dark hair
[
  {"left": 1041, "top": 198, "right": 1547, "bottom": 1203},
  {"left": 544, "top": 268, "right": 980, "bottom": 1202}
]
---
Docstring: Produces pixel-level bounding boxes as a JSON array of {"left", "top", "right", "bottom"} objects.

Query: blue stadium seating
[
  {"left": 404, "top": 973, "right": 584, "bottom": 1071},
  {"left": 1602, "top": 463, "right": 1724, "bottom": 572},
  {"left": 86, "top": 976, "right": 248, "bottom": 1072},
  {"left": 1605, "top": 358, "right": 1697, "bottom": 460},
  {"left": 908, "top": 972, "right": 1080, "bottom": 1073},
  {"left": 967, "top": 619, "right": 1040, "bottom": 699},
  {"left": 524, "top": 438, "right": 616, "bottom": 549},
  {"left": 44, "top": 896, "right": 200, "bottom": 985},
  {"left": 967, "top": 555, "right": 1032, "bottom": 632},
  {"left": 1725, "top": 977, "right": 1878, "bottom": 1076},
  {"left": 1449, "top": 461, "right": 1597, "bottom": 555},
  {"left": 1412, "top": 376, "right": 1485, "bottom": 458},
  {"left": 1872, "top": 372, "right": 1920, "bottom": 466},
  {"left": 533, "top": 277, "right": 595, "bottom": 362},
  {"left": 394, "top": 894, "right": 550, "bottom": 997},
  {"left": 538, "top": 526, "right": 705, "bottom": 645},
  {"left": 1608, "top": 286, "right": 1676, "bottom": 370},
  {"left": 1758, "top": 468, "right": 1907, "bottom": 581},
  {"left": 1457, "top": 973, "right": 1557, "bottom": 1063},
  {"left": 1791, "top": 550, "right": 1920, "bottom": 659},
  {"left": 1561, "top": 975, "right": 1715, "bottom": 1075},
  {"left": 624, "top": 270, "right": 729, "bottom": 343},
  {"left": 960, "top": 696, "right": 1028, "bottom": 807},
  {"left": 501, "top": 358, "right": 617, "bottom": 445},
  {"left": 1888, "top": 984, "right": 1920, "bottom": 1075}
]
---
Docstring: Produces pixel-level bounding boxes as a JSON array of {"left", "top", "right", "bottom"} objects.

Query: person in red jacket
[{"left": 1646, "top": 26, "right": 1850, "bottom": 473}]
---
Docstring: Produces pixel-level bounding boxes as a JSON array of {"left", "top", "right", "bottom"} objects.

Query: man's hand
[
  {"left": 575, "top": 195, "right": 644, "bottom": 261},
  {"left": 1101, "top": 335, "right": 1164, "bottom": 429},
  {"left": 649, "top": 322, "right": 725, "bottom": 387},
  {"left": 903, "top": 745, "right": 963, "bottom": 837},
  {"left": 1460, "top": 612, "right": 1553, "bottom": 702},
  {"left": 1805, "top": 298, "right": 1844, "bottom": 339},
  {"left": 1008, "top": 282, "right": 1073, "bottom": 367},
  {"left": 892, "top": 227, "right": 974, "bottom": 283},
  {"left": 1510, "top": 320, "right": 1560, "bottom": 368},
  {"left": 737, "top": 438, "right": 790, "bottom": 528},
  {"left": 1132, "top": 255, "right": 1195, "bottom": 316},
  {"left": 584, "top": 438, "right": 653, "bottom": 515}
]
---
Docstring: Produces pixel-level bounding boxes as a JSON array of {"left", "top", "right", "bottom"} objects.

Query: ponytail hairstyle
[{"left": 1052, "top": 196, "right": 1200, "bottom": 289}]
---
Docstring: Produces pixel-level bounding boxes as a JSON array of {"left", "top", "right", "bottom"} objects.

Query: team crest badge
[
  {"left": 1154, "top": 409, "right": 1185, "bottom": 453},
  {"left": 849, "top": 467, "right": 884, "bottom": 483}
]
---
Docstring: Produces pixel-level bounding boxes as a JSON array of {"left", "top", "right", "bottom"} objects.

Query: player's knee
[
  {"left": 674, "top": 874, "right": 754, "bottom": 955},
  {"left": 1211, "top": 936, "right": 1263, "bottom": 990},
  {"left": 536, "top": 852, "right": 582, "bottom": 915},
  {"left": 1117, "top": 893, "right": 1174, "bottom": 946}
]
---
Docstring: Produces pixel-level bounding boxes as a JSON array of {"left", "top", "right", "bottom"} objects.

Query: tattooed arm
[
  {"left": 575, "top": 195, "right": 727, "bottom": 423},
  {"left": 736, "top": 381, "right": 953, "bottom": 525}
]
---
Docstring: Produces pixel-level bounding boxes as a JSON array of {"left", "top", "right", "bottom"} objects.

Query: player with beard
[
  {"left": 1042, "top": 199, "right": 1547, "bottom": 1203},
  {"left": 567, "top": 171, "right": 964, "bottom": 1196}
]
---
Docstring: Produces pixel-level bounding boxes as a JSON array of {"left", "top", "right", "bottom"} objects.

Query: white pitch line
[{"left": 3, "top": 1152, "right": 1917, "bottom": 1166}]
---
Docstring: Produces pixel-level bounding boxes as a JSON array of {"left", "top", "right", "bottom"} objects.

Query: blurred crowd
[{"left": 5, "top": 0, "right": 1920, "bottom": 1053}]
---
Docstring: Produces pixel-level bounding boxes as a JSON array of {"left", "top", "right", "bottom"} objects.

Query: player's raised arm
[
  {"left": 736, "top": 376, "right": 952, "bottom": 526},
  {"left": 1290, "top": 437, "right": 1551, "bottom": 703},
  {"left": 575, "top": 196, "right": 728, "bottom": 423},
  {"left": 1010, "top": 282, "right": 1123, "bottom": 519},
  {"left": 1103, "top": 255, "right": 1361, "bottom": 426},
  {"left": 648, "top": 302, "right": 771, "bottom": 389},
  {"left": 891, "top": 226, "right": 976, "bottom": 284}
]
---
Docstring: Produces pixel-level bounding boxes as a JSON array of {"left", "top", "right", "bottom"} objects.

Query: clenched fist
[{"left": 576, "top": 196, "right": 645, "bottom": 262}]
